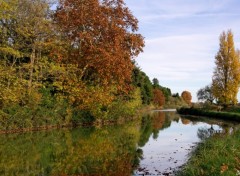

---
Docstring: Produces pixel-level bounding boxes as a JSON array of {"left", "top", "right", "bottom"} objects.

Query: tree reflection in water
[
  {"left": 0, "top": 122, "right": 143, "bottom": 176},
  {"left": 0, "top": 112, "right": 238, "bottom": 176},
  {"left": 138, "top": 111, "right": 175, "bottom": 146}
]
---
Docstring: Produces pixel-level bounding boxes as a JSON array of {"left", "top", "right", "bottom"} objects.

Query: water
[{"left": 0, "top": 111, "right": 237, "bottom": 176}]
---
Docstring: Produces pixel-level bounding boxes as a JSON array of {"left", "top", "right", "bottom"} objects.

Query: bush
[{"left": 177, "top": 107, "right": 240, "bottom": 122}]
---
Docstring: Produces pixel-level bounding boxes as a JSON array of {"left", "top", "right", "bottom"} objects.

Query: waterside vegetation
[
  {"left": 177, "top": 107, "right": 240, "bottom": 122},
  {"left": 178, "top": 127, "right": 240, "bottom": 176},
  {"left": 0, "top": 0, "right": 189, "bottom": 132}
]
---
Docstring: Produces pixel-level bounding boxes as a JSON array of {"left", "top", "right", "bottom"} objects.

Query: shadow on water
[{"left": 0, "top": 111, "right": 239, "bottom": 176}]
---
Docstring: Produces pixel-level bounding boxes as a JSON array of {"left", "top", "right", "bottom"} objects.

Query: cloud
[
  {"left": 137, "top": 34, "right": 217, "bottom": 78},
  {"left": 125, "top": 0, "right": 240, "bottom": 101}
]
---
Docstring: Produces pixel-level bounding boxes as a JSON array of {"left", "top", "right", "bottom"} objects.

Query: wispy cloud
[
  {"left": 137, "top": 34, "right": 217, "bottom": 80},
  {"left": 125, "top": 0, "right": 240, "bottom": 101}
]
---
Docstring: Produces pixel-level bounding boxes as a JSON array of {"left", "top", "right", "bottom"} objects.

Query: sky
[{"left": 124, "top": 0, "right": 240, "bottom": 102}]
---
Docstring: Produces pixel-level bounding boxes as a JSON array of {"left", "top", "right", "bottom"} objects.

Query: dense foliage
[
  {"left": 152, "top": 88, "right": 165, "bottom": 107},
  {"left": 177, "top": 107, "right": 240, "bottom": 122},
  {"left": 132, "top": 67, "right": 153, "bottom": 105},
  {"left": 0, "top": 0, "right": 189, "bottom": 130},
  {"left": 181, "top": 91, "right": 192, "bottom": 105},
  {"left": 0, "top": 0, "right": 145, "bottom": 129},
  {"left": 196, "top": 30, "right": 240, "bottom": 109},
  {"left": 212, "top": 30, "right": 240, "bottom": 106},
  {"left": 197, "top": 85, "right": 214, "bottom": 103}
]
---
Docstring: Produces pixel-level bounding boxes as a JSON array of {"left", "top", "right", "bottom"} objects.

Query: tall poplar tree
[{"left": 212, "top": 30, "right": 240, "bottom": 106}]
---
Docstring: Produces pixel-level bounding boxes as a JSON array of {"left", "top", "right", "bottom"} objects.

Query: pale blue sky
[{"left": 124, "top": 0, "right": 240, "bottom": 101}]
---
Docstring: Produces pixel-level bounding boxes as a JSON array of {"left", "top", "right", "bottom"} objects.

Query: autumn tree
[
  {"left": 153, "top": 88, "right": 165, "bottom": 107},
  {"left": 0, "top": 0, "right": 54, "bottom": 88},
  {"left": 54, "top": 0, "right": 144, "bottom": 92},
  {"left": 152, "top": 78, "right": 171, "bottom": 100},
  {"left": 15, "top": 0, "right": 54, "bottom": 90},
  {"left": 0, "top": 0, "right": 55, "bottom": 108},
  {"left": 212, "top": 30, "right": 240, "bottom": 106},
  {"left": 181, "top": 91, "right": 192, "bottom": 105},
  {"left": 0, "top": 0, "right": 148, "bottom": 128},
  {"left": 197, "top": 85, "right": 214, "bottom": 103}
]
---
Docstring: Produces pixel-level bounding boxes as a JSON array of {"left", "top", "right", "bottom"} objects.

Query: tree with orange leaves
[
  {"left": 54, "top": 0, "right": 144, "bottom": 92},
  {"left": 181, "top": 91, "right": 192, "bottom": 105},
  {"left": 153, "top": 88, "right": 165, "bottom": 107}
]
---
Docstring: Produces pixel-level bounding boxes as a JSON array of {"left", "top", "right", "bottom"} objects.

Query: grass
[
  {"left": 177, "top": 106, "right": 240, "bottom": 176},
  {"left": 178, "top": 129, "right": 240, "bottom": 176}
]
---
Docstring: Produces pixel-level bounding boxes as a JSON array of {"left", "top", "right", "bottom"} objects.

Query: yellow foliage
[
  {"left": 212, "top": 30, "right": 240, "bottom": 105},
  {"left": 0, "top": 65, "right": 27, "bottom": 106}
]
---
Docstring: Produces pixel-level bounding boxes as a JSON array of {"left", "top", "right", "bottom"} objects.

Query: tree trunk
[{"left": 29, "top": 46, "right": 36, "bottom": 92}]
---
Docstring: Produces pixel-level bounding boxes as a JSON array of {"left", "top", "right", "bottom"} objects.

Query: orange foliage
[
  {"left": 181, "top": 118, "right": 191, "bottom": 125},
  {"left": 181, "top": 90, "right": 192, "bottom": 105},
  {"left": 54, "top": 0, "right": 144, "bottom": 92},
  {"left": 152, "top": 112, "right": 165, "bottom": 130},
  {"left": 153, "top": 88, "right": 165, "bottom": 107}
]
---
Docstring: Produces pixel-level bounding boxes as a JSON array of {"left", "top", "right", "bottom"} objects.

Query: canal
[{"left": 0, "top": 110, "right": 238, "bottom": 176}]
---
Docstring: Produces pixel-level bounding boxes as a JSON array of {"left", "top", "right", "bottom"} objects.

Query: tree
[
  {"left": 0, "top": 0, "right": 54, "bottom": 107},
  {"left": 181, "top": 91, "right": 192, "bottom": 105},
  {"left": 197, "top": 85, "right": 214, "bottom": 103},
  {"left": 212, "top": 30, "right": 240, "bottom": 106},
  {"left": 152, "top": 78, "right": 160, "bottom": 89},
  {"left": 153, "top": 88, "right": 165, "bottom": 107},
  {"left": 0, "top": 0, "right": 53, "bottom": 90},
  {"left": 152, "top": 78, "right": 171, "bottom": 100},
  {"left": 54, "top": 0, "right": 144, "bottom": 92},
  {"left": 132, "top": 67, "right": 153, "bottom": 104},
  {"left": 172, "top": 93, "right": 180, "bottom": 98}
]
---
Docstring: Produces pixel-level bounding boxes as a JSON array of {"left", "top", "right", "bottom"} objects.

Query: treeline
[
  {"left": 132, "top": 66, "right": 191, "bottom": 108},
  {"left": 0, "top": 0, "right": 188, "bottom": 130}
]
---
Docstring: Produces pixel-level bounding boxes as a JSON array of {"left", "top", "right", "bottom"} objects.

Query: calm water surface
[{"left": 0, "top": 111, "right": 238, "bottom": 176}]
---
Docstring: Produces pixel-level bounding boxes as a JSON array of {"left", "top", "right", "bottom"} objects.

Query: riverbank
[
  {"left": 177, "top": 107, "right": 240, "bottom": 122},
  {"left": 0, "top": 105, "right": 154, "bottom": 135},
  {"left": 178, "top": 128, "right": 240, "bottom": 176},
  {"left": 177, "top": 107, "right": 240, "bottom": 175}
]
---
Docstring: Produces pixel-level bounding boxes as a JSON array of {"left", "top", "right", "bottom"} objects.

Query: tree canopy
[
  {"left": 197, "top": 85, "right": 214, "bottom": 104},
  {"left": 212, "top": 30, "right": 240, "bottom": 106},
  {"left": 54, "top": 0, "right": 144, "bottom": 92},
  {"left": 181, "top": 91, "right": 192, "bottom": 105}
]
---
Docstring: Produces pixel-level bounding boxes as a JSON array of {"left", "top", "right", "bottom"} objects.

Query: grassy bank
[
  {"left": 178, "top": 129, "right": 240, "bottom": 176},
  {"left": 177, "top": 107, "right": 240, "bottom": 122}
]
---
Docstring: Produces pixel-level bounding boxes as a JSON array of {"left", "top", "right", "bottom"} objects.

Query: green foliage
[
  {"left": 107, "top": 88, "right": 142, "bottom": 120},
  {"left": 0, "top": 0, "right": 182, "bottom": 131},
  {"left": 164, "top": 96, "right": 188, "bottom": 109},
  {"left": 152, "top": 78, "right": 171, "bottom": 100},
  {"left": 177, "top": 107, "right": 240, "bottom": 122},
  {"left": 132, "top": 67, "right": 153, "bottom": 105},
  {"left": 197, "top": 85, "right": 215, "bottom": 103},
  {"left": 161, "top": 87, "right": 172, "bottom": 100},
  {"left": 172, "top": 93, "right": 180, "bottom": 98},
  {"left": 224, "top": 106, "right": 240, "bottom": 113}
]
